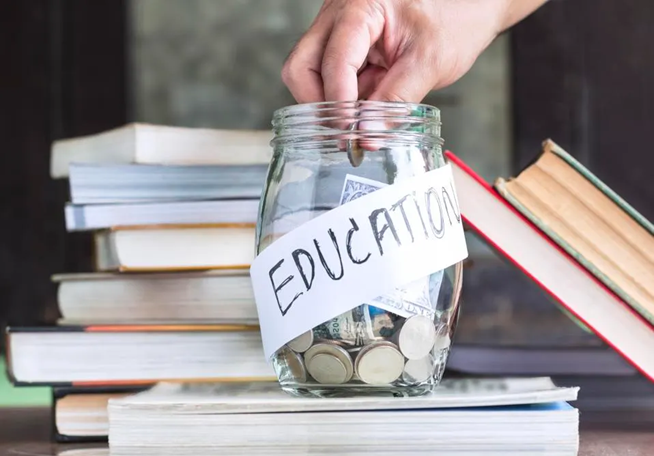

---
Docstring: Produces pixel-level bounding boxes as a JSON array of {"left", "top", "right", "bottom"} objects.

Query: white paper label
[
  {"left": 339, "top": 174, "right": 442, "bottom": 319},
  {"left": 250, "top": 164, "right": 468, "bottom": 359}
]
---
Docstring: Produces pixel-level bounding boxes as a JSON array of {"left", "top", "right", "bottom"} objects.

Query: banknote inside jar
[{"left": 274, "top": 299, "right": 452, "bottom": 390}]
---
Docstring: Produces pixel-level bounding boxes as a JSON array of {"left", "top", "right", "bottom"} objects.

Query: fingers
[
  {"left": 321, "top": 8, "right": 385, "bottom": 101},
  {"left": 281, "top": 16, "right": 334, "bottom": 104},
  {"left": 357, "top": 64, "right": 387, "bottom": 100},
  {"left": 367, "top": 44, "right": 438, "bottom": 104},
  {"left": 283, "top": 0, "right": 491, "bottom": 106},
  {"left": 283, "top": 2, "right": 387, "bottom": 104},
  {"left": 283, "top": 1, "right": 441, "bottom": 105},
  {"left": 356, "top": 64, "right": 390, "bottom": 152}
]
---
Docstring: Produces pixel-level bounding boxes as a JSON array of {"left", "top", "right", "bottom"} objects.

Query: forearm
[{"left": 499, "top": 0, "right": 549, "bottom": 31}]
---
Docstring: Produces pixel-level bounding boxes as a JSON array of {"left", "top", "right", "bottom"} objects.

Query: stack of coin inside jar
[{"left": 276, "top": 304, "right": 452, "bottom": 387}]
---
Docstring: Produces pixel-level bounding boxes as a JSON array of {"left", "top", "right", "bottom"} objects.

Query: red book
[{"left": 446, "top": 151, "right": 654, "bottom": 382}]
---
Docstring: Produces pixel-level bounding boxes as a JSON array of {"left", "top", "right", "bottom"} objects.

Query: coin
[
  {"left": 433, "top": 330, "right": 451, "bottom": 351},
  {"left": 402, "top": 356, "right": 434, "bottom": 383},
  {"left": 397, "top": 315, "right": 436, "bottom": 360},
  {"left": 346, "top": 122, "right": 364, "bottom": 167},
  {"left": 287, "top": 330, "right": 314, "bottom": 353},
  {"left": 307, "top": 353, "right": 349, "bottom": 384},
  {"left": 278, "top": 347, "right": 307, "bottom": 383},
  {"left": 303, "top": 342, "right": 354, "bottom": 383},
  {"left": 355, "top": 341, "right": 405, "bottom": 385}
]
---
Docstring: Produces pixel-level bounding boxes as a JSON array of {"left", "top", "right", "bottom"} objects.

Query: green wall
[{"left": 0, "top": 356, "right": 51, "bottom": 407}]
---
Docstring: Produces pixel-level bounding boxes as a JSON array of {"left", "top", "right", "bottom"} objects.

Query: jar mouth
[
  {"left": 271, "top": 101, "right": 442, "bottom": 148},
  {"left": 272, "top": 100, "right": 440, "bottom": 120}
]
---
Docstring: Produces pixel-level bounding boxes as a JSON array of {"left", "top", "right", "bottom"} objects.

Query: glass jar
[{"left": 255, "top": 101, "right": 464, "bottom": 398}]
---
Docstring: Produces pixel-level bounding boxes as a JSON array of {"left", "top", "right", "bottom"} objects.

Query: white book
[
  {"left": 93, "top": 225, "right": 255, "bottom": 272},
  {"left": 6, "top": 326, "right": 274, "bottom": 385},
  {"left": 53, "top": 270, "right": 258, "bottom": 324},
  {"left": 108, "top": 378, "right": 579, "bottom": 454},
  {"left": 68, "top": 163, "right": 268, "bottom": 204},
  {"left": 64, "top": 199, "right": 259, "bottom": 231},
  {"left": 50, "top": 123, "right": 273, "bottom": 179}
]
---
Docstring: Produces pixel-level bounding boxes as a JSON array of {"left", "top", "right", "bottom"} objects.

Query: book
[
  {"left": 446, "top": 150, "right": 654, "bottom": 382},
  {"left": 53, "top": 386, "right": 147, "bottom": 442},
  {"left": 53, "top": 375, "right": 654, "bottom": 443},
  {"left": 93, "top": 224, "right": 255, "bottom": 272},
  {"left": 64, "top": 199, "right": 259, "bottom": 232},
  {"left": 50, "top": 123, "right": 273, "bottom": 179},
  {"left": 48, "top": 378, "right": 581, "bottom": 444},
  {"left": 5, "top": 324, "right": 275, "bottom": 386},
  {"left": 52, "top": 270, "right": 258, "bottom": 324},
  {"left": 447, "top": 343, "right": 637, "bottom": 377},
  {"left": 107, "top": 378, "right": 579, "bottom": 453},
  {"left": 494, "top": 139, "right": 654, "bottom": 325},
  {"left": 68, "top": 162, "right": 268, "bottom": 204}
]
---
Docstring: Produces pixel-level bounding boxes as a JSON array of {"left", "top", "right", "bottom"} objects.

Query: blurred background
[{"left": 1, "top": 1, "right": 653, "bottom": 405}]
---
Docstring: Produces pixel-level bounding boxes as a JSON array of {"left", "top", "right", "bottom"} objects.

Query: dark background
[
  {"left": 1, "top": 0, "right": 652, "bottom": 352},
  {"left": 1, "top": 1, "right": 127, "bottom": 346}
]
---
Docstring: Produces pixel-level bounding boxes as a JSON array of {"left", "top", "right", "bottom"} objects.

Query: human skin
[{"left": 282, "top": 0, "right": 549, "bottom": 104}]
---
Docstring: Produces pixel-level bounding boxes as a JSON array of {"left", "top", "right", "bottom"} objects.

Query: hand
[{"left": 282, "top": 0, "right": 546, "bottom": 104}]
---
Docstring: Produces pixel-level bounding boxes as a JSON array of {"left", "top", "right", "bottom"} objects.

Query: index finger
[
  {"left": 321, "top": 8, "right": 385, "bottom": 102},
  {"left": 282, "top": 17, "right": 334, "bottom": 103}
]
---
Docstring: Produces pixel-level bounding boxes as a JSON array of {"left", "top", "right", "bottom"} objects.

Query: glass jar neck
[{"left": 271, "top": 101, "right": 442, "bottom": 151}]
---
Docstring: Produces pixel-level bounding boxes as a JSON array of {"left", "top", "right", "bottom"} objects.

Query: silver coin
[
  {"left": 287, "top": 330, "right": 314, "bottom": 353},
  {"left": 402, "top": 356, "right": 434, "bottom": 383},
  {"left": 346, "top": 122, "right": 364, "bottom": 167},
  {"left": 278, "top": 347, "right": 307, "bottom": 382},
  {"left": 307, "top": 353, "right": 349, "bottom": 384},
  {"left": 397, "top": 315, "right": 436, "bottom": 360},
  {"left": 303, "top": 342, "right": 354, "bottom": 382},
  {"left": 353, "top": 340, "right": 398, "bottom": 372},
  {"left": 355, "top": 342, "right": 405, "bottom": 385},
  {"left": 433, "top": 326, "right": 451, "bottom": 351}
]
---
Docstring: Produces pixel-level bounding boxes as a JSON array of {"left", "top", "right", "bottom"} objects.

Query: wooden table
[{"left": 1, "top": 407, "right": 652, "bottom": 455}]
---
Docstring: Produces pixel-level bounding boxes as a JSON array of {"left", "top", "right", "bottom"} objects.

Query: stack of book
[
  {"left": 102, "top": 141, "right": 654, "bottom": 454},
  {"left": 104, "top": 139, "right": 651, "bottom": 454},
  {"left": 4, "top": 123, "right": 279, "bottom": 441},
  {"left": 4, "top": 129, "right": 653, "bottom": 448}
]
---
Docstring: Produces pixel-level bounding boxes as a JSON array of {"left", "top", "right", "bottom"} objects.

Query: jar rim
[
  {"left": 270, "top": 101, "right": 442, "bottom": 150},
  {"left": 272, "top": 100, "right": 440, "bottom": 121}
]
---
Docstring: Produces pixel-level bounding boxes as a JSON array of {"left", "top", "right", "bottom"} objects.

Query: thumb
[{"left": 366, "top": 50, "right": 437, "bottom": 103}]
